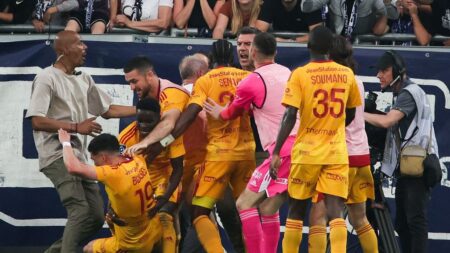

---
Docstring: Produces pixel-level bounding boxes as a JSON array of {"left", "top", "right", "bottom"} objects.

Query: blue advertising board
[{"left": 0, "top": 39, "right": 449, "bottom": 252}]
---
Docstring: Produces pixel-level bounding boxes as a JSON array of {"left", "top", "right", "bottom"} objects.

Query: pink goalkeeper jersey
[
  {"left": 346, "top": 78, "right": 370, "bottom": 166},
  {"left": 232, "top": 63, "right": 299, "bottom": 151}
]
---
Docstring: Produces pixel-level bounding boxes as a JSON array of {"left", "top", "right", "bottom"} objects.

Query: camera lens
[{"left": 367, "top": 91, "right": 378, "bottom": 102}]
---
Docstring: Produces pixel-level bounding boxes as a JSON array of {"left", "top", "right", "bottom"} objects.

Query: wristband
[
  {"left": 159, "top": 134, "right": 175, "bottom": 148},
  {"left": 62, "top": 142, "right": 71, "bottom": 147}
]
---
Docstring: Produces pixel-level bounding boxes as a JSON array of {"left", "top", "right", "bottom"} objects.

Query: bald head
[
  {"left": 53, "top": 31, "right": 87, "bottom": 69},
  {"left": 179, "top": 55, "right": 209, "bottom": 81},
  {"left": 192, "top": 52, "right": 210, "bottom": 67},
  {"left": 54, "top": 31, "right": 79, "bottom": 55}
]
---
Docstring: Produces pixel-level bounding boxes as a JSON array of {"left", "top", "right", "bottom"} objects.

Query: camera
[{"left": 364, "top": 91, "right": 387, "bottom": 163}]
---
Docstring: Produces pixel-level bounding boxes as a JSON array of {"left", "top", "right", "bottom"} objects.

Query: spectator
[
  {"left": 0, "top": 0, "right": 36, "bottom": 24},
  {"left": 430, "top": 0, "right": 450, "bottom": 46},
  {"left": 390, "top": 0, "right": 432, "bottom": 46},
  {"left": 213, "top": 0, "right": 261, "bottom": 39},
  {"left": 255, "top": 0, "right": 323, "bottom": 43},
  {"left": 115, "top": 0, "right": 173, "bottom": 33},
  {"left": 173, "top": 0, "right": 225, "bottom": 37},
  {"left": 32, "top": 0, "right": 72, "bottom": 33},
  {"left": 64, "top": 0, "right": 113, "bottom": 34},
  {"left": 302, "top": 0, "right": 394, "bottom": 39}
]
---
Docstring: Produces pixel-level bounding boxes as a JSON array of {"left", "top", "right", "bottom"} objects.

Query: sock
[
  {"left": 356, "top": 222, "right": 379, "bottom": 253},
  {"left": 261, "top": 213, "right": 280, "bottom": 253},
  {"left": 282, "top": 218, "right": 303, "bottom": 253},
  {"left": 308, "top": 225, "right": 327, "bottom": 253},
  {"left": 329, "top": 218, "right": 347, "bottom": 253},
  {"left": 239, "top": 208, "right": 264, "bottom": 253},
  {"left": 158, "top": 212, "right": 177, "bottom": 253},
  {"left": 193, "top": 215, "right": 223, "bottom": 253}
]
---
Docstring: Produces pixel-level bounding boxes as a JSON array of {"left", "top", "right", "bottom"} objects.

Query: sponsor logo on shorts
[
  {"left": 164, "top": 236, "right": 175, "bottom": 242},
  {"left": 215, "top": 148, "right": 229, "bottom": 154},
  {"left": 249, "top": 179, "right": 257, "bottom": 186},
  {"left": 291, "top": 178, "right": 313, "bottom": 187},
  {"left": 276, "top": 178, "right": 288, "bottom": 185},
  {"left": 359, "top": 182, "right": 372, "bottom": 190},
  {"left": 204, "top": 176, "right": 216, "bottom": 182},
  {"left": 299, "top": 151, "right": 310, "bottom": 156},
  {"left": 326, "top": 173, "right": 347, "bottom": 182},
  {"left": 252, "top": 171, "right": 263, "bottom": 180}
]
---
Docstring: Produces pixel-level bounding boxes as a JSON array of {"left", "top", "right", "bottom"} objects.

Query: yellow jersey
[
  {"left": 95, "top": 155, "right": 159, "bottom": 249},
  {"left": 189, "top": 67, "right": 255, "bottom": 161},
  {"left": 282, "top": 60, "right": 361, "bottom": 164},
  {"left": 95, "top": 155, "right": 154, "bottom": 218}
]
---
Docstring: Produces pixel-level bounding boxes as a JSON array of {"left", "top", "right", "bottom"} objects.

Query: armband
[
  {"left": 160, "top": 134, "right": 175, "bottom": 148},
  {"left": 62, "top": 142, "right": 71, "bottom": 147}
]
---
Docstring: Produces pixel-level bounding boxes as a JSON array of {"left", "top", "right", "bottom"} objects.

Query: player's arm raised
[{"left": 58, "top": 129, "right": 98, "bottom": 180}]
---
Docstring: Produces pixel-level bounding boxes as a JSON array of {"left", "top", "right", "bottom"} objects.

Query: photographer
[{"left": 364, "top": 50, "right": 439, "bottom": 253}]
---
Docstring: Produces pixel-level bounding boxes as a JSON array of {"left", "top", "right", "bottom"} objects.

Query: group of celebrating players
[{"left": 38, "top": 24, "right": 380, "bottom": 253}]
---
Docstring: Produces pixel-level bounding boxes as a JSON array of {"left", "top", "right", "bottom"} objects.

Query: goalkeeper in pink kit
[{"left": 204, "top": 32, "right": 299, "bottom": 253}]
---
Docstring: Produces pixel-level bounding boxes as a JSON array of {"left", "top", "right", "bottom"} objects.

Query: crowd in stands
[{"left": 0, "top": 0, "right": 449, "bottom": 45}]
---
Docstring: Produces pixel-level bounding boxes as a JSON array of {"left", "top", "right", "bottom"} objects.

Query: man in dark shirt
[
  {"left": 255, "top": 0, "right": 323, "bottom": 42},
  {"left": 430, "top": 0, "right": 450, "bottom": 46},
  {"left": 0, "top": 0, "right": 36, "bottom": 24}
]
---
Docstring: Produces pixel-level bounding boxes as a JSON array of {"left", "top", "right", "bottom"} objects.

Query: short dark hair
[
  {"left": 211, "top": 39, "right": 234, "bottom": 66},
  {"left": 124, "top": 56, "right": 154, "bottom": 74},
  {"left": 329, "top": 35, "right": 356, "bottom": 71},
  {"left": 88, "top": 134, "right": 120, "bottom": 155},
  {"left": 237, "top": 26, "right": 261, "bottom": 37},
  {"left": 307, "top": 26, "right": 333, "bottom": 55},
  {"left": 253, "top": 32, "right": 276, "bottom": 57},
  {"left": 136, "top": 97, "right": 161, "bottom": 114}
]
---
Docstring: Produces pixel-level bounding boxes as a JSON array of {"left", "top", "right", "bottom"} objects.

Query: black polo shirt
[{"left": 258, "top": 0, "right": 322, "bottom": 32}]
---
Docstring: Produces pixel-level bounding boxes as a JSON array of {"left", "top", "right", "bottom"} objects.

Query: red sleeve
[{"left": 219, "top": 1, "right": 232, "bottom": 18}]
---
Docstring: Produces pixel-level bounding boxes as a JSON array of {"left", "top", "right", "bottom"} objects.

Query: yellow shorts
[
  {"left": 193, "top": 160, "right": 255, "bottom": 206},
  {"left": 182, "top": 159, "right": 202, "bottom": 193},
  {"left": 346, "top": 165, "right": 375, "bottom": 204},
  {"left": 92, "top": 216, "right": 162, "bottom": 253},
  {"left": 288, "top": 164, "right": 349, "bottom": 200},
  {"left": 149, "top": 164, "right": 182, "bottom": 203}
]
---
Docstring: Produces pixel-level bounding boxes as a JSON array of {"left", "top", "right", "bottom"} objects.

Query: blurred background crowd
[{"left": 0, "top": 0, "right": 449, "bottom": 46}]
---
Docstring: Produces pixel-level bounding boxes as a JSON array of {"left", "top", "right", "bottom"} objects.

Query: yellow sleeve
[
  {"left": 118, "top": 121, "right": 138, "bottom": 147},
  {"left": 161, "top": 88, "right": 190, "bottom": 113},
  {"left": 169, "top": 136, "right": 185, "bottom": 158},
  {"left": 281, "top": 68, "right": 302, "bottom": 109},
  {"left": 346, "top": 75, "right": 362, "bottom": 108},
  {"left": 188, "top": 76, "right": 209, "bottom": 107},
  {"left": 95, "top": 165, "right": 120, "bottom": 188}
]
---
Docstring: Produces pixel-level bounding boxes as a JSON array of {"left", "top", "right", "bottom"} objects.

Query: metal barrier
[{"left": 1, "top": 24, "right": 449, "bottom": 46}]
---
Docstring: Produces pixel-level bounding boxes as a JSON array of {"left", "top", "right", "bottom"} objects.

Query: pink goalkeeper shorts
[{"left": 247, "top": 136, "right": 295, "bottom": 197}]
